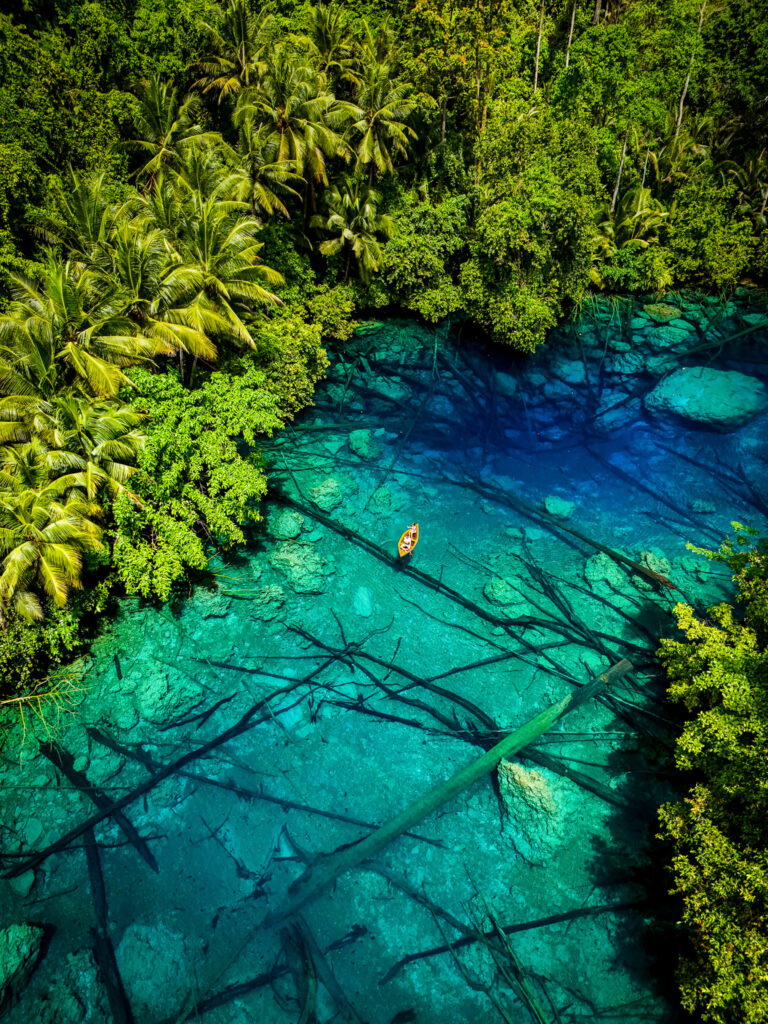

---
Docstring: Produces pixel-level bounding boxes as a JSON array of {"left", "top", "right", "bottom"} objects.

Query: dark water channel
[{"left": 1, "top": 294, "right": 767, "bottom": 1023}]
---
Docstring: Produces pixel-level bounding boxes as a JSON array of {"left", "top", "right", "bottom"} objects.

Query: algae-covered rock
[
  {"left": 267, "top": 509, "right": 304, "bottom": 539},
  {"left": 645, "top": 322, "right": 696, "bottom": 352},
  {"left": 645, "top": 366, "right": 768, "bottom": 429},
  {"left": 498, "top": 762, "right": 563, "bottom": 865},
  {"left": 692, "top": 498, "right": 716, "bottom": 514},
  {"left": 197, "top": 589, "right": 232, "bottom": 620},
  {"left": 308, "top": 475, "right": 357, "bottom": 512},
  {"left": 116, "top": 923, "right": 187, "bottom": 1020},
  {"left": 643, "top": 302, "right": 682, "bottom": 322},
  {"left": 584, "top": 551, "right": 627, "bottom": 589},
  {"left": 0, "top": 922, "right": 44, "bottom": 1010},
  {"left": 495, "top": 371, "right": 518, "bottom": 398},
  {"left": 632, "top": 549, "right": 671, "bottom": 591},
  {"left": 249, "top": 584, "right": 285, "bottom": 620},
  {"left": 269, "top": 541, "right": 334, "bottom": 593},
  {"left": 483, "top": 577, "right": 529, "bottom": 616},
  {"left": 34, "top": 950, "right": 111, "bottom": 1024},
  {"left": 349, "top": 428, "right": 381, "bottom": 461},
  {"left": 544, "top": 495, "right": 575, "bottom": 520}
]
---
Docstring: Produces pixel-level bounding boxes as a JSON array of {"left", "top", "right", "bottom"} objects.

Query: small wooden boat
[{"left": 398, "top": 522, "right": 419, "bottom": 557}]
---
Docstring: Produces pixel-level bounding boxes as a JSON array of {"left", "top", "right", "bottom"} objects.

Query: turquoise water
[{"left": 1, "top": 296, "right": 767, "bottom": 1023}]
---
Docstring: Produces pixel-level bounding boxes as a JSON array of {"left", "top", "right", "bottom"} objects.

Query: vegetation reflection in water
[{"left": 1, "top": 303, "right": 766, "bottom": 1024}]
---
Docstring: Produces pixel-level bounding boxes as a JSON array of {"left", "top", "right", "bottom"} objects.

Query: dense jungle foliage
[{"left": 659, "top": 527, "right": 768, "bottom": 1024}]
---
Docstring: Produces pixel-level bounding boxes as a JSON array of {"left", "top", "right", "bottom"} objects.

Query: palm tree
[
  {"left": 0, "top": 258, "right": 163, "bottom": 399},
  {"left": 0, "top": 392, "right": 144, "bottom": 502},
  {"left": 346, "top": 64, "right": 417, "bottom": 181},
  {"left": 311, "top": 177, "right": 394, "bottom": 283},
  {"left": 32, "top": 395, "right": 144, "bottom": 502},
  {"left": 196, "top": 0, "right": 274, "bottom": 102},
  {"left": 101, "top": 218, "right": 218, "bottom": 365},
  {"left": 234, "top": 51, "right": 352, "bottom": 187},
  {"left": 236, "top": 118, "right": 305, "bottom": 218},
  {"left": 174, "top": 195, "right": 284, "bottom": 348},
  {"left": 0, "top": 467, "right": 104, "bottom": 622},
  {"left": 301, "top": 3, "right": 358, "bottom": 87},
  {"left": 123, "top": 76, "right": 217, "bottom": 184},
  {"left": 35, "top": 170, "right": 133, "bottom": 269}
]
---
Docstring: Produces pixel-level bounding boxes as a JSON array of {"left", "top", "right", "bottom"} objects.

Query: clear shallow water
[{"left": 1, "top": 298, "right": 767, "bottom": 1023}]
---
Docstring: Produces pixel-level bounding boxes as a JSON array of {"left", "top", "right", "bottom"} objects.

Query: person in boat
[{"left": 400, "top": 522, "right": 418, "bottom": 554}]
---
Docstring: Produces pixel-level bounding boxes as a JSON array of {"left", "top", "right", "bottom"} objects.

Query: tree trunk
[
  {"left": 593, "top": 0, "right": 602, "bottom": 25},
  {"left": 344, "top": 250, "right": 352, "bottom": 282},
  {"left": 565, "top": 0, "right": 577, "bottom": 68},
  {"left": 610, "top": 126, "right": 629, "bottom": 214},
  {"left": 641, "top": 146, "right": 650, "bottom": 188},
  {"left": 441, "top": 96, "right": 447, "bottom": 142},
  {"left": 674, "top": 2, "right": 706, "bottom": 139},
  {"left": 262, "top": 659, "right": 633, "bottom": 929},
  {"left": 533, "top": 0, "right": 545, "bottom": 95}
]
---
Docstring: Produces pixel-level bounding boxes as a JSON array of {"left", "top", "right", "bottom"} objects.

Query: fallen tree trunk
[
  {"left": 39, "top": 742, "right": 158, "bottom": 873},
  {"left": 262, "top": 659, "right": 632, "bottom": 929},
  {"left": 4, "top": 652, "right": 348, "bottom": 880}
]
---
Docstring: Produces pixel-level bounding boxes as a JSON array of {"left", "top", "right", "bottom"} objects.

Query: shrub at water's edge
[{"left": 658, "top": 526, "right": 768, "bottom": 1024}]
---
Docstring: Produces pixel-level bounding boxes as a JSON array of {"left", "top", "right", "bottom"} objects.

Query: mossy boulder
[
  {"left": 0, "top": 922, "right": 44, "bottom": 1010},
  {"left": 498, "top": 762, "right": 563, "bottom": 865},
  {"left": 646, "top": 322, "right": 696, "bottom": 353},
  {"left": 483, "top": 577, "right": 529, "bottom": 616},
  {"left": 544, "top": 495, "right": 575, "bottom": 520},
  {"left": 267, "top": 509, "right": 304, "bottom": 539},
  {"left": 645, "top": 367, "right": 768, "bottom": 429},
  {"left": 308, "top": 475, "right": 357, "bottom": 512},
  {"left": 349, "top": 428, "right": 381, "bottom": 461},
  {"left": 584, "top": 551, "right": 627, "bottom": 589},
  {"left": 643, "top": 302, "right": 682, "bottom": 322},
  {"left": 269, "top": 541, "right": 334, "bottom": 593}
]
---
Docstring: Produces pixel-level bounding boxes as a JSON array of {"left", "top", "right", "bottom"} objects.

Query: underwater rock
[
  {"left": 8, "top": 870, "right": 35, "bottom": 898},
  {"left": 136, "top": 667, "right": 202, "bottom": 725},
  {"left": 553, "top": 357, "right": 587, "bottom": 385},
  {"left": 645, "top": 366, "right": 768, "bottom": 429},
  {"left": 197, "top": 590, "right": 232, "bottom": 620},
  {"left": 584, "top": 552, "right": 627, "bottom": 589},
  {"left": 644, "top": 353, "right": 680, "bottom": 377},
  {"left": 632, "top": 549, "right": 671, "bottom": 591},
  {"left": 267, "top": 509, "right": 304, "bottom": 539},
  {"left": 249, "top": 584, "right": 285, "bottom": 621},
  {"left": 269, "top": 541, "right": 334, "bottom": 594},
  {"left": 544, "top": 495, "right": 575, "bottom": 520},
  {"left": 353, "top": 586, "right": 374, "bottom": 617},
  {"left": 645, "top": 322, "right": 696, "bottom": 352},
  {"left": 494, "top": 371, "right": 518, "bottom": 398},
  {"left": 349, "top": 428, "right": 381, "bottom": 461},
  {"left": 308, "top": 475, "right": 357, "bottom": 512},
  {"left": 483, "top": 577, "right": 529, "bottom": 616},
  {"left": 642, "top": 302, "right": 682, "bottom": 323},
  {"left": 34, "top": 950, "right": 111, "bottom": 1024},
  {"left": 116, "top": 922, "right": 187, "bottom": 1020},
  {"left": 0, "top": 922, "right": 44, "bottom": 1010},
  {"left": 593, "top": 395, "right": 642, "bottom": 435},
  {"left": 497, "top": 762, "right": 563, "bottom": 865},
  {"left": 605, "top": 350, "right": 644, "bottom": 376}
]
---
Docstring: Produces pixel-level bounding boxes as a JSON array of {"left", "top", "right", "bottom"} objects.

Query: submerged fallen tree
[{"left": 175, "top": 659, "right": 633, "bottom": 1022}]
